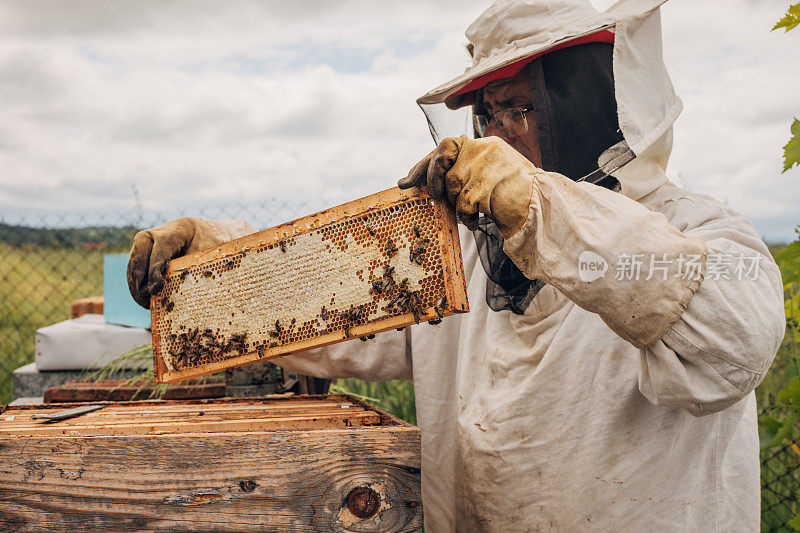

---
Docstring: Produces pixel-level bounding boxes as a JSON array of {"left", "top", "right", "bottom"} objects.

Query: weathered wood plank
[
  {"left": 0, "top": 396, "right": 421, "bottom": 531},
  {"left": 0, "top": 428, "right": 421, "bottom": 532},
  {"left": 44, "top": 379, "right": 225, "bottom": 403}
]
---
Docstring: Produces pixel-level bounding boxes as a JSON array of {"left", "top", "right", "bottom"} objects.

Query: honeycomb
[{"left": 151, "top": 188, "right": 468, "bottom": 382}]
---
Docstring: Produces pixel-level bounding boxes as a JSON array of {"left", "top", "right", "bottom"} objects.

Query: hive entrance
[{"left": 150, "top": 187, "right": 468, "bottom": 383}]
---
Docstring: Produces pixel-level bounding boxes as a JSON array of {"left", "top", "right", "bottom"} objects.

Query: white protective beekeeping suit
[{"left": 247, "top": 0, "right": 785, "bottom": 530}]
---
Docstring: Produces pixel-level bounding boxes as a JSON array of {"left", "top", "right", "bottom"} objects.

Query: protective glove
[
  {"left": 398, "top": 135, "right": 535, "bottom": 238},
  {"left": 127, "top": 217, "right": 255, "bottom": 309}
]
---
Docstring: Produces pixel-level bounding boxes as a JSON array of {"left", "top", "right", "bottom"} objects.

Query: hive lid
[{"left": 0, "top": 395, "right": 409, "bottom": 437}]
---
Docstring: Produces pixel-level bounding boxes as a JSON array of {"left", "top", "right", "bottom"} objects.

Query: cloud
[{"left": 0, "top": 0, "right": 797, "bottom": 242}]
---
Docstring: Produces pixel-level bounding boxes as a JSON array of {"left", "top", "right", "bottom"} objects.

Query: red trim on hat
[{"left": 450, "top": 29, "right": 615, "bottom": 100}]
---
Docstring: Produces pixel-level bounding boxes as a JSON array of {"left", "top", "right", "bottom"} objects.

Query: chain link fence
[
  {"left": 1, "top": 203, "right": 798, "bottom": 527},
  {"left": 0, "top": 199, "right": 341, "bottom": 406},
  {"left": 761, "top": 439, "right": 800, "bottom": 531}
]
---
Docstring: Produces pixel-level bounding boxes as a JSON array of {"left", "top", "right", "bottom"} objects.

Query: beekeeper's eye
[
  {"left": 473, "top": 112, "right": 490, "bottom": 137},
  {"left": 472, "top": 106, "right": 531, "bottom": 138}
]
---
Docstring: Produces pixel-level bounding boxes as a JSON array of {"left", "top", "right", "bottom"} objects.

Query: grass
[
  {"left": 333, "top": 378, "right": 416, "bottom": 425},
  {"left": 0, "top": 242, "right": 122, "bottom": 405}
]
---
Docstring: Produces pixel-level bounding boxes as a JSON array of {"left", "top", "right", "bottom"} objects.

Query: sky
[{"left": 0, "top": 0, "right": 798, "bottom": 240}]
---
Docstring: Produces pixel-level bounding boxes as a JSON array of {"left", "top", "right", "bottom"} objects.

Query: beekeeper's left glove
[
  {"left": 127, "top": 217, "right": 254, "bottom": 309},
  {"left": 398, "top": 135, "right": 535, "bottom": 238}
]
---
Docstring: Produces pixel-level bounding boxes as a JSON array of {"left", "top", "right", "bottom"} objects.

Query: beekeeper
[{"left": 128, "top": 0, "right": 785, "bottom": 530}]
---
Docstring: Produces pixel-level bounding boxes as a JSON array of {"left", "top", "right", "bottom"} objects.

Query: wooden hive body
[
  {"left": 150, "top": 186, "right": 468, "bottom": 383},
  {"left": 0, "top": 395, "right": 421, "bottom": 531}
]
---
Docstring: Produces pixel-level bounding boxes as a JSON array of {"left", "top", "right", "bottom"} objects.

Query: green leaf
[
  {"left": 760, "top": 416, "right": 783, "bottom": 449},
  {"left": 773, "top": 3, "right": 800, "bottom": 32},
  {"left": 770, "top": 412, "right": 798, "bottom": 448},
  {"left": 789, "top": 512, "right": 800, "bottom": 531},
  {"left": 783, "top": 118, "right": 800, "bottom": 173},
  {"left": 778, "top": 377, "right": 800, "bottom": 410},
  {"left": 776, "top": 236, "right": 800, "bottom": 285},
  {"left": 762, "top": 416, "right": 784, "bottom": 433}
]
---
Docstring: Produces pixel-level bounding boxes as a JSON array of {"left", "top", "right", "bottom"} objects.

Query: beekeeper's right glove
[{"left": 127, "top": 217, "right": 255, "bottom": 308}]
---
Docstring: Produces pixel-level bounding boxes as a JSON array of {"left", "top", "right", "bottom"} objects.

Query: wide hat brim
[{"left": 417, "top": 0, "right": 669, "bottom": 110}]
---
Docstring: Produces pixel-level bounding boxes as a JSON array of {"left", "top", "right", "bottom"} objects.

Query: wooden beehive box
[
  {"left": 0, "top": 395, "right": 421, "bottom": 531},
  {"left": 150, "top": 186, "right": 468, "bottom": 383}
]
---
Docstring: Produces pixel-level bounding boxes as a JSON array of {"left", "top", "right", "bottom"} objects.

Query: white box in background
[{"left": 35, "top": 314, "right": 151, "bottom": 371}]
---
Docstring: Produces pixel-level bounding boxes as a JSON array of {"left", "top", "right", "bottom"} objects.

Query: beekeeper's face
[{"left": 476, "top": 72, "right": 542, "bottom": 168}]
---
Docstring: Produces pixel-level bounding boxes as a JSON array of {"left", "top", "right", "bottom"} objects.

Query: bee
[
  {"left": 269, "top": 320, "right": 282, "bottom": 338},
  {"left": 413, "top": 224, "right": 421, "bottom": 238},
  {"left": 179, "top": 270, "right": 189, "bottom": 281},
  {"left": 320, "top": 306, "right": 328, "bottom": 321},
  {"left": 346, "top": 306, "right": 362, "bottom": 324},
  {"left": 370, "top": 279, "right": 384, "bottom": 295},
  {"left": 279, "top": 242, "right": 286, "bottom": 253},
  {"left": 409, "top": 245, "right": 426, "bottom": 265},
  {"left": 409, "top": 236, "right": 430, "bottom": 265},
  {"left": 343, "top": 324, "right": 352, "bottom": 338},
  {"left": 434, "top": 295, "right": 447, "bottom": 318},
  {"left": 396, "top": 327, "right": 405, "bottom": 332},
  {"left": 165, "top": 301, "right": 175, "bottom": 312},
  {"left": 384, "top": 239, "right": 398, "bottom": 257},
  {"left": 203, "top": 271, "right": 213, "bottom": 278},
  {"left": 360, "top": 334, "right": 376, "bottom": 341},
  {"left": 366, "top": 225, "right": 376, "bottom": 236},
  {"left": 428, "top": 318, "right": 443, "bottom": 326}
]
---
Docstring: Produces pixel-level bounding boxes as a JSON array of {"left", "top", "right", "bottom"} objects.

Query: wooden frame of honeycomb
[{"left": 150, "top": 186, "right": 468, "bottom": 383}]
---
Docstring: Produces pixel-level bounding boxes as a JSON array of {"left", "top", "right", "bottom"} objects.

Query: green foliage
[
  {"left": 0, "top": 222, "right": 138, "bottom": 248},
  {"left": 782, "top": 119, "right": 800, "bottom": 173},
  {"left": 773, "top": 4, "right": 800, "bottom": 174},
  {"left": 0, "top": 241, "right": 124, "bottom": 405},
  {"left": 79, "top": 342, "right": 178, "bottom": 399},
  {"left": 776, "top": 229, "right": 800, "bottom": 285},
  {"left": 760, "top": 4, "right": 800, "bottom": 511},
  {"left": 332, "top": 378, "right": 416, "bottom": 425},
  {"left": 762, "top": 6, "right": 800, "bottom": 510},
  {"left": 773, "top": 3, "right": 800, "bottom": 31}
]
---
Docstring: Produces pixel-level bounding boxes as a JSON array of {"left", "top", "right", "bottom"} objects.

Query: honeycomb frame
[{"left": 150, "top": 186, "right": 468, "bottom": 383}]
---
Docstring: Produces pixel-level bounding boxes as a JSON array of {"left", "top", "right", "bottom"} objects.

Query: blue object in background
[{"left": 103, "top": 253, "right": 151, "bottom": 329}]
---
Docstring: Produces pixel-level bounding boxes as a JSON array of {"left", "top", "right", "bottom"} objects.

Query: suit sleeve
[
  {"left": 502, "top": 173, "right": 784, "bottom": 415},
  {"left": 274, "top": 328, "right": 413, "bottom": 382}
]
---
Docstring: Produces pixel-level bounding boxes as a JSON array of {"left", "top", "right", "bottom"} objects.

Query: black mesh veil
[
  {"left": 419, "top": 42, "right": 631, "bottom": 314},
  {"left": 418, "top": 101, "right": 474, "bottom": 146}
]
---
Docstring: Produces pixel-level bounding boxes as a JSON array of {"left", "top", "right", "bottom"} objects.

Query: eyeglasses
[{"left": 473, "top": 105, "right": 532, "bottom": 138}]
